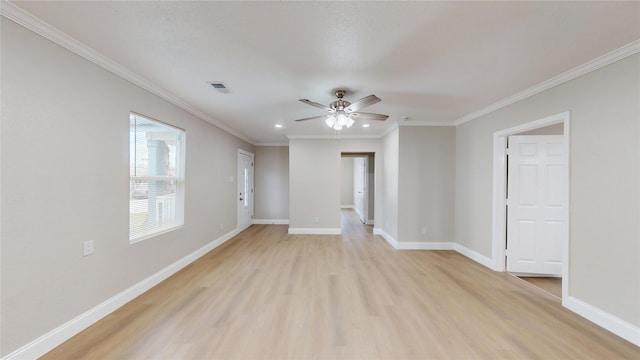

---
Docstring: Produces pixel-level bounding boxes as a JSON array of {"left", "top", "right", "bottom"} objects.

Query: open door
[{"left": 506, "top": 135, "right": 565, "bottom": 275}]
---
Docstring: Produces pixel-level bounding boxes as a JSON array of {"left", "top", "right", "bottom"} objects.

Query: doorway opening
[
  {"left": 341, "top": 152, "right": 375, "bottom": 233},
  {"left": 491, "top": 112, "right": 570, "bottom": 303}
]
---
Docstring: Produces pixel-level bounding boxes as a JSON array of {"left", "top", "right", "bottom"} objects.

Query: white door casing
[
  {"left": 353, "top": 157, "right": 368, "bottom": 224},
  {"left": 237, "top": 150, "right": 254, "bottom": 231},
  {"left": 362, "top": 156, "right": 369, "bottom": 223},
  {"left": 506, "top": 135, "right": 565, "bottom": 275}
]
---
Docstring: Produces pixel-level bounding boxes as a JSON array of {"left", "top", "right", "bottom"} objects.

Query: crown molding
[
  {"left": 6, "top": 1, "right": 637, "bottom": 139},
  {"left": 454, "top": 39, "right": 640, "bottom": 126},
  {"left": 286, "top": 134, "right": 343, "bottom": 140},
  {"left": 254, "top": 142, "right": 289, "bottom": 147},
  {"left": 286, "top": 132, "right": 394, "bottom": 140},
  {"left": 338, "top": 134, "right": 390, "bottom": 139},
  {"left": 399, "top": 121, "right": 455, "bottom": 127},
  {"left": 379, "top": 122, "right": 399, "bottom": 138},
  {"left": 285, "top": 119, "right": 453, "bottom": 141},
  {"left": 0, "top": 1, "right": 255, "bottom": 145}
]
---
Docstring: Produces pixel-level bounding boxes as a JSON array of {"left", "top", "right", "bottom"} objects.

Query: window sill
[{"left": 129, "top": 224, "right": 184, "bottom": 244}]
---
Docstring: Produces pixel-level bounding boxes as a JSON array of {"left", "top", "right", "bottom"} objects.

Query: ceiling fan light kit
[
  {"left": 295, "top": 89, "right": 389, "bottom": 131},
  {"left": 325, "top": 111, "right": 355, "bottom": 130}
]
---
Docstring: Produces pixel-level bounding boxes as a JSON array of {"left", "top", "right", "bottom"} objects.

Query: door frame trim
[
  {"left": 352, "top": 156, "right": 369, "bottom": 224},
  {"left": 491, "top": 111, "right": 570, "bottom": 301},
  {"left": 341, "top": 152, "right": 376, "bottom": 227},
  {"left": 238, "top": 148, "right": 254, "bottom": 157},
  {"left": 237, "top": 149, "right": 255, "bottom": 231}
]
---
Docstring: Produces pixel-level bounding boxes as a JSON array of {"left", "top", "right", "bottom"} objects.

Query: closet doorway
[{"left": 492, "top": 112, "right": 569, "bottom": 300}]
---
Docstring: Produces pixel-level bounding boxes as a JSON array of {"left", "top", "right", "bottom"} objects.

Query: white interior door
[
  {"left": 353, "top": 157, "right": 367, "bottom": 223},
  {"left": 506, "top": 135, "right": 565, "bottom": 275},
  {"left": 237, "top": 151, "right": 254, "bottom": 230}
]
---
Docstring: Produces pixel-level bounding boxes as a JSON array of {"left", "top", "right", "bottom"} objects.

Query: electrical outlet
[
  {"left": 421, "top": 227, "right": 427, "bottom": 235},
  {"left": 83, "top": 240, "right": 94, "bottom": 256},
  {"left": 220, "top": 223, "right": 224, "bottom": 230},
  {"left": 313, "top": 217, "right": 319, "bottom": 223}
]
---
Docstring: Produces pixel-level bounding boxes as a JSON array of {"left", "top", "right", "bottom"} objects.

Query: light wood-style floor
[
  {"left": 43, "top": 210, "right": 639, "bottom": 359},
  {"left": 519, "top": 276, "right": 562, "bottom": 299}
]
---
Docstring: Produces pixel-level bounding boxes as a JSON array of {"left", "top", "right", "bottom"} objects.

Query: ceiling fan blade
[
  {"left": 345, "top": 94, "right": 381, "bottom": 112},
  {"left": 294, "top": 115, "right": 329, "bottom": 122},
  {"left": 299, "top": 99, "right": 333, "bottom": 112},
  {"left": 349, "top": 112, "right": 389, "bottom": 121}
]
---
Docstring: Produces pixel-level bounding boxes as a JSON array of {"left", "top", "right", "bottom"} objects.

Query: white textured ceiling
[{"left": 10, "top": 1, "right": 640, "bottom": 144}]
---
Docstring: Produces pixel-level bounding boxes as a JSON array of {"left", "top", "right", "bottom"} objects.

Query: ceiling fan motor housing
[
  {"left": 330, "top": 89, "right": 350, "bottom": 111},
  {"left": 330, "top": 99, "right": 350, "bottom": 111}
]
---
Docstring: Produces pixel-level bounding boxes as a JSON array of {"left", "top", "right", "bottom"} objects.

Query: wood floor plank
[
  {"left": 41, "top": 210, "right": 639, "bottom": 359},
  {"left": 519, "top": 276, "right": 562, "bottom": 298}
]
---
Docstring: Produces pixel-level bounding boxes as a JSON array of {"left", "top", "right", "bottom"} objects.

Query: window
[{"left": 129, "top": 113, "right": 185, "bottom": 242}]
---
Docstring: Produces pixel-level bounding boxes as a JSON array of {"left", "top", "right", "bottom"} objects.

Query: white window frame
[{"left": 129, "top": 112, "right": 186, "bottom": 243}]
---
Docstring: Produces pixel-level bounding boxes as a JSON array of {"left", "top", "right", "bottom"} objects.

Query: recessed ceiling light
[
  {"left": 362, "top": 124, "right": 370, "bottom": 128},
  {"left": 275, "top": 124, "right": 283, "bottom": 128}
]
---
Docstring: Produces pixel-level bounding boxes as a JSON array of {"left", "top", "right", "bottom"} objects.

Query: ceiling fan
[{"left": 295, "top": 90, "right": 389, "bottom": 130}]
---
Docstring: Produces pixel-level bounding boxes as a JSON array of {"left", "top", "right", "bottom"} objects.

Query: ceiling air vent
[{"left": 208, "top": 81, "right": 231, "bottom": 94}]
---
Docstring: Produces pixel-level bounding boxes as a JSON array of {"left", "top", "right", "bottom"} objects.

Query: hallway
[{"left": 340, "top": 208, "right": 373, "bottom": 236}]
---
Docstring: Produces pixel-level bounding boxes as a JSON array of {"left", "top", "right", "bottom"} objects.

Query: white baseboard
[
  {"left": 287, "top": 228, "right": 342, "bottom": 235},
  {"left": 372, "top": 234, "right": 494, "bottom": 270},
  {"left": 454, "top": 243, "right": 494, "bottom": 269},
  {"left": 340, "top": 205, "right": 354, "bottom": 209},
  {"left": 2, "top": 227, "right": 244, "bottom": 360},
  {"left": 395, "top": 242, "right": 455, "bottom": 250},
  {"left": 372, "top": 230, "right": 454, "bottom": 251},
  {"left": 8, "top": 228, "right": 636, "bottom": 359},
  {"left": 453, "top": 242, "right": 640, "bottom": 347},
  {"left": 252, "top": 219, "right": 289, "bottom": 225},
  {"left": 564, "top": 296, "right": 640, "bottom": 347},
  {"left": 374, "top": 229, "right": 398, "bottom": 248}
]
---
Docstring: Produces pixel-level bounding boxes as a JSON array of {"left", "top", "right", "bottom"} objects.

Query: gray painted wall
[
  {"left": 288, "top": 139, "right": 341, "bottom": 230},
  {"left": 254, "top": 146, "right": 289, "bottom": 220},
  {"left": 381, "top": 129, "right": 400, "bottom": 239},
  {"left": 341, "top": 157, "right": 354, "bottom": 206},
  {"left": 2, "top": 20, "right": 254, "bottom": 355},
  {"left": 288, "top": 139, "right": 384, "bottom": 231},
  {"left": 455, "top": 54, "right": 639, "bottom": 327},
  {"left": 398, "top": 127, "right": 455, "bottom": 243},
  {"left": 3, "top": 11, "right": 638, "bottom": 355}
]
